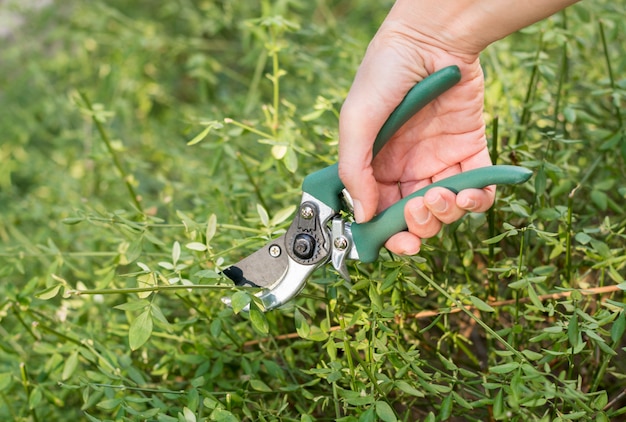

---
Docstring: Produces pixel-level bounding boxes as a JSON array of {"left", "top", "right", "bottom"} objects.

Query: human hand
[{"left": 338, "top": 16, "right": 494, "bottom": 256}]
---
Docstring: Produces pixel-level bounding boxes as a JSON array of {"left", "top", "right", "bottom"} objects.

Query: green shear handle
[{"left": 302, "top": 65, "right": 532, "bottom": 263}]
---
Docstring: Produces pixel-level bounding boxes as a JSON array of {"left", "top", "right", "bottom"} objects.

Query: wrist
[{"left": 384, "top": 0, "right": 580, "bottom": 59}]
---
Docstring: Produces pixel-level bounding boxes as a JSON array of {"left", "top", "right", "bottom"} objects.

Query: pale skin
[{"left": 339, "top": 0, "right": 580, "bottom": 255}]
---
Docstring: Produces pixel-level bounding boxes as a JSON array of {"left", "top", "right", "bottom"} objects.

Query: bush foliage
[{"left": 1, "top": 0, "right": 626, "bottom": 420}]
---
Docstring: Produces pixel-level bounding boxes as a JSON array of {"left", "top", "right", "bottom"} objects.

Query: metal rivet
[
  {"left": 300, "top": 205, "right": 314, "bottom": 220},
  {"left": 269, "top": 245, "right": 281, "bottom": 258},
  {"left": 333, "top": 237, "right": 348, "bottom": 251}
]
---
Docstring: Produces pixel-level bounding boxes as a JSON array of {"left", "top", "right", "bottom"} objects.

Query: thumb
[
  {"left": 338, "top": 97, "right": 383, "bottom": 223},
  {"left": 337, "top": 157, "right": 379, "bottom": 224}
]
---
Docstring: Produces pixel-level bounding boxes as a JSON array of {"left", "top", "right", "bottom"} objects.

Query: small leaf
[
  {"left": 36, "top": 284, "right": 63, "bottom": 300},
  {"left": 194, "top": 269, "right": 220, "bottom": 279},
  {"left": 271, "top": 144, "right": 287, "bottom": 159},
  {"left": 206, "top": 214, "right": 217, "bottom": 245},
  {"left": 186, "top": 242, "right": 207, "bottom": 252},
  {"left": 249, "top": 308, "right": 269, "bottom": 334},
  {"left": 129, "top": 309, "right": 153, "bottom": 350},
  {"left": 611, "top": 312, "right": 626, "bottom": 343},
  {"left": 62, "top": 350, "right": 79, "bottom": 381},
  {"left": 230, "top": 291, "right": 251, "bottom": 314},
  {"left": 283, "top": 147, "right": 298, "bottom": 173},
  {"left": 136, "top": 273, "right": 156, "bottom": 299},
  {"left": 469, "top": 296, "right": 494, "bottom": 312},
  {"left": 490, "top": 362, "right": 520, "bottom": 374},
  {"left": 521, "top": 349, "right": 543, "bottom": 361},
  {"left": 375, "top": 401, "right": 397, "bottom": 422},
  {"left": 492, "top": 389, "right": 505, "bottom": 420},
  {"left": 115, "top": 299, "right": 150, "bottom": 312},
  {"left": 270, "top": 205, "right": 296, "bottom": 227},
  {"left": 182, "top": 407, "right": 197, "bottom": 422},
  {"left": 395, "top": 380, "right": 424, "bottom": 397},
  {"left": 172, "top": 241, "right": 181, "bottom": 266},
  {"left": 294, "top": 309, "right": 310, "bottom": 338},
  {"left": 150, "top": 303, "right": 170, "bottom": 327},
  {"left": 257, "top": 204, "right": 270, "bottom": 227},
  {"left": 187, "top": 124, "right": 212, "bottom": 146},
  {"left": 97, "top": 398, "right": 122, "bottom": 410},
  {"left": 249, "top": 379, "right": 272, "bottom": 392}
]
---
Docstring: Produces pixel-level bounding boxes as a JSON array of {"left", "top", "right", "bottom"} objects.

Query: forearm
[{"left": 384, "top": 0, "right": 581, "bottom": 58}]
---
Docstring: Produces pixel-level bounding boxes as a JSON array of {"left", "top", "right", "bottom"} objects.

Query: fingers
[{"left": 385, "top": 186, "right": 495, "bottom": 256}]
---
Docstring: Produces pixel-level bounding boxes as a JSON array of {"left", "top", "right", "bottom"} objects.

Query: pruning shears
[{"left": 222, "top": 65, "right": 532, "bottom": 311}]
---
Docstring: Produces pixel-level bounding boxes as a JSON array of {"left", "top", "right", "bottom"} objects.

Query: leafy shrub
[{"left": 0, "top": 0, "right": 625, "bottom": 420}]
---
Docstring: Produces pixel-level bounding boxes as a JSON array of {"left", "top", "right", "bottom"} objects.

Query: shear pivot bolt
[
  {"left": 334, "top": 237, "right": 348, "bottom": 251},
  {"left": 300, "top": 205, "right": 315, "bottom": 220},
  {"left": 269, "top": 245, "right": 281, "bottom": 258},
  {"left": 293, "top": 234, "right": 316, "bottom": 260}
]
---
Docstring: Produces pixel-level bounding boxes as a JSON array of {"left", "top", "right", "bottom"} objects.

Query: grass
[{"left": 0, "top": 0, "right": 625, "bottom": 420}]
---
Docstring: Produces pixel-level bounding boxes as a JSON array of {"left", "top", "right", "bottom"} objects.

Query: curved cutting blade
[{"left": 222, "top": 234, "right": 289, "bottom": 288}]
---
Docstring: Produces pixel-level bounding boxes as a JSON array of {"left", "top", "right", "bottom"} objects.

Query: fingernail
[
  {"left": 402, "top": 244, "right": 421, "bottom": 255},
  {"left": 426, "top": 193, "right": 447, "bottom": 213},
  {"left": 461, "top": 198, "right": 476, "bottom": 210},
  {"left": 353, "top": 199, "right": 365, "bottom": 223},
  {"left": 409, "top": 204, "right": 431, "bottom": 225}
]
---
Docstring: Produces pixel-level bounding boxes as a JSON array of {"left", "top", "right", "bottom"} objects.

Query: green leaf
[
  {"left": 395, "top": 380, "right": 424, "bottom": 397},
  {"left": 206, "top": 214, "right": 217, "bottom": 245},
  {"left": 62, "top": 350, "right": 79, "bottom": 381},
  {"left": 186, "top": 242, "right": 207, "bottom": 252},
  {"left": 210, "top": 408, "right": 239, "bottom": 422},
  {"left": 187, "top": 123, "right": 220, "bottom": 146},
  {"left": 150, "top": 303, "right": 170, "bottom": 327},
  {"left": 469, "top": 296, "right": 494, "bottom": 312},
  {"left": 172, "top": 241, "right": 181, "bottom": 266},
  {"left": 375, "top": 401, "right": 397, "bottom": 422},
  {"left": 136, "top": 273, "right": 157, "bottom": 299},
  {"left": 492, "top": 389, "right": 505, "bottom": 420},
  {"left": 257, "top": 204, "right": 270, "bottom": 227},
  {"left": 249, "top": 379, "right": 272, "bottom": 392},
  {"left": 129, "top": 309, "right": 153, "bottom": 350},
  {"left": 611, "top": 312, "right": 626, "bottom": 343},
  {"left": 194, "top": 269, "right": 220, "bottom": 279},
  {"left": 36, "top": 284, "right": 63, "bottom": 300},
  {"left": 585, "top": 330, "right": 617, "bottom": 356},
  {"left": 182, "top": 406, "right": 197, "bottom": 422},
  {"left": 270, "top": 205, "right": 296, "bottom": 226},
  {"left": 283, "top": 147, "right": 298, "bottom": 173},
  {"left": 97, "top": 398, "right": 122, "bottom": 410},
  {"left": 230, "top": 291, "right": 251, "bottom": 314},
  {"left": 249, "top": 308, "right": 269, "bottom": 334},
  {"left": 438, "top": 393, "right": 452, "bottom": 421},
  {"left": 489, "top": 362, "right": 520, "bottom": 374},
  {"left": 567, "top": 313, "right": 580, "bottom": 349},
  {"left": 521, "top": 349, "right": 543, "bottom": 361},
  {"left": 115, "top": 299, "right": 150, "bottom": 312},
  {"left": 294, "top": 309, "right": 310, "bottom": 338}
]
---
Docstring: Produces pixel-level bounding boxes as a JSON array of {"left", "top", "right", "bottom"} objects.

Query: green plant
[{"left": 0, "top": 0, "right": 625, "bottom": 420}]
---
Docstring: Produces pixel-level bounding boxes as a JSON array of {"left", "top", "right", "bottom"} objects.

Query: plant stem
[
  {"left": 488, "top": 117, "right": 499, "bottom": 297},
  {"left": 70, "top": 283, "right": 249, "bottom": 296},
  {"left": 514, "top": 32, "right": 544, "bottom": 146},
  {"left": 235, "top": 152, "right": 270, "bottom": 212},
  {"left": 78, "top": 92, "right": 144, "bottom": 213},
  {"left": 416, "top": 268, "right": 524, "bottom": 361}
]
